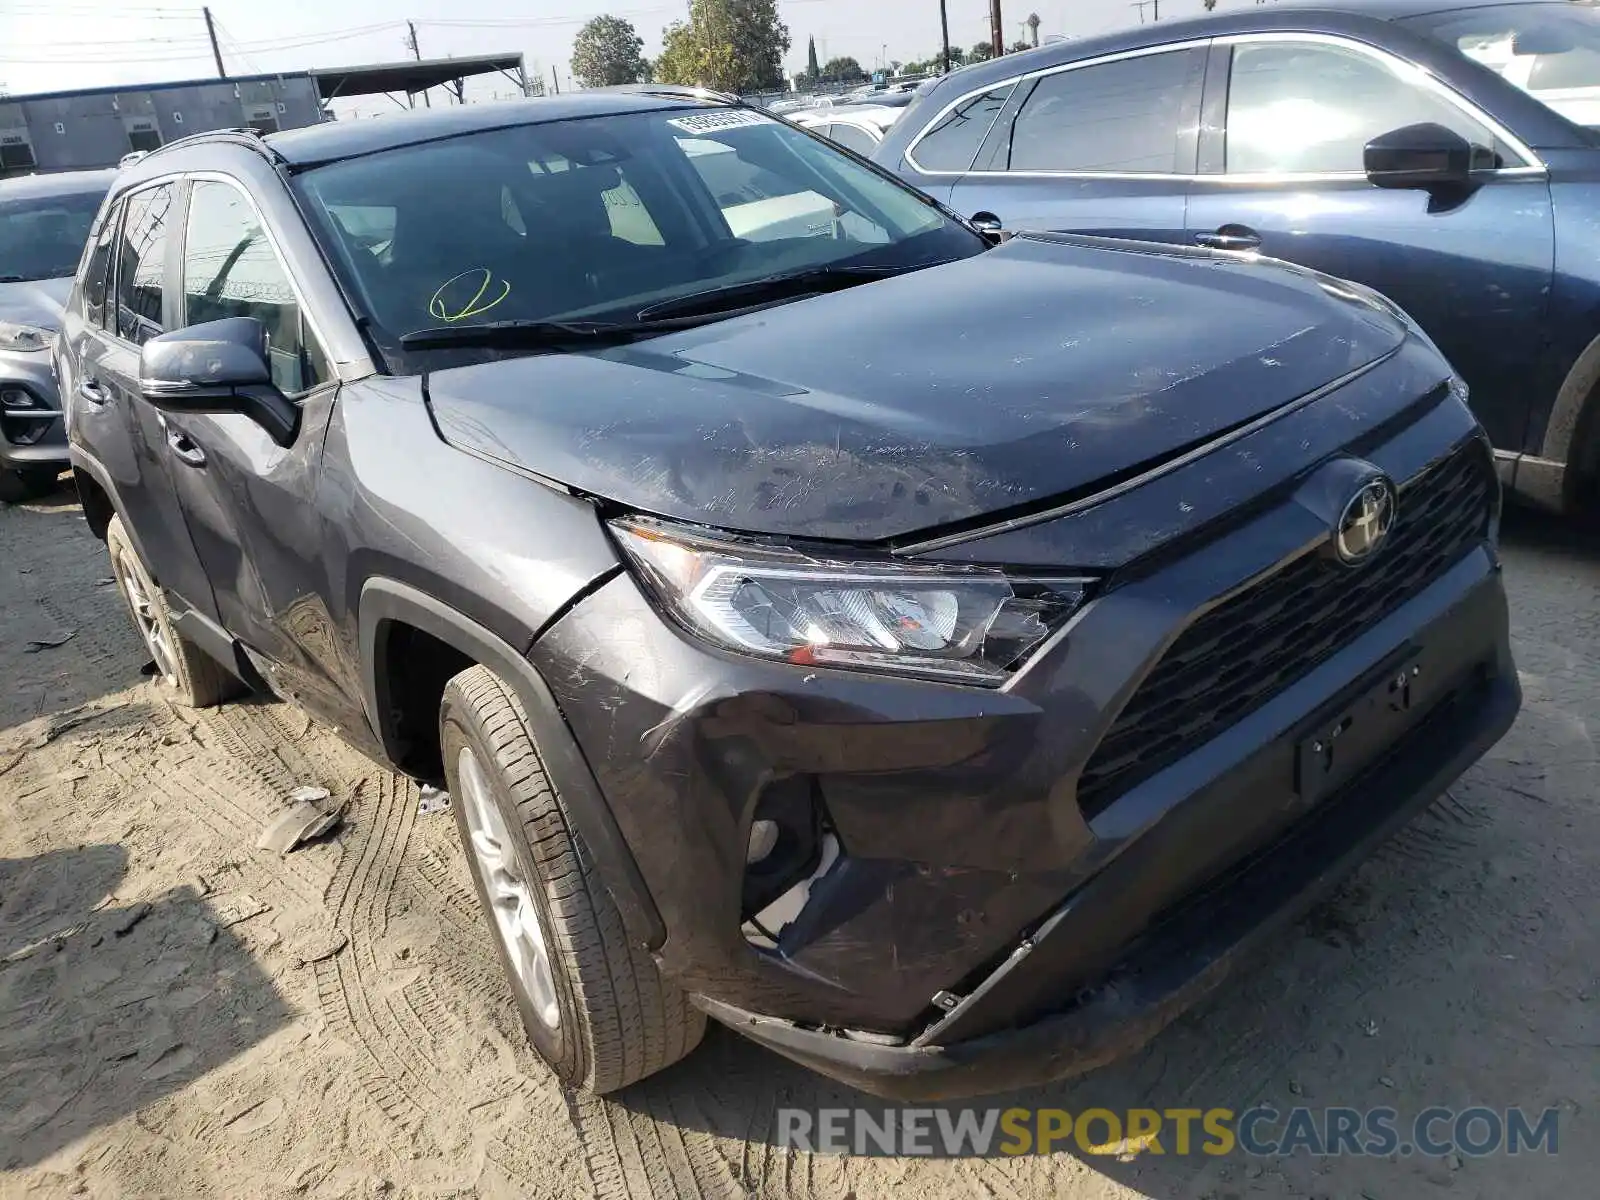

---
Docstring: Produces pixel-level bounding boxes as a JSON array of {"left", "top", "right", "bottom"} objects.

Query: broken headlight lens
[{"left": 611, "top": 517, "right": 1091, "bottom": 685}]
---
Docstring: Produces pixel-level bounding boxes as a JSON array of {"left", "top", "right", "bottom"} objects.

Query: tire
[
  {"left": 0, "top": 465, "right": 60, "bottom": 504},
  {"left": 106, "top": 515, "right": 243, "bottom": 708},
  {"left": 440, "top": 664, "right": 704, "bottom": 1094}
]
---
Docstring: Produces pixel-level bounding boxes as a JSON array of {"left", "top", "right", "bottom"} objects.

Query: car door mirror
[
  {"left": 1364, "top": 123, "right": 1474, "bottom": 191},
  {"left": 139, "top": 316, "right": 297, "bottom": 445}
]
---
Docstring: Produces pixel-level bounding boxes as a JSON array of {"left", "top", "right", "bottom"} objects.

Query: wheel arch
[
  {"left": 358, "top": 576, "right": 665, "bottom": 949},
  {"left": 1541, "top": 328, "right": 1600, "bottom": 509}
]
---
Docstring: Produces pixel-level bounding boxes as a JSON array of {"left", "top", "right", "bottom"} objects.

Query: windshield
[
  {"left": 0, "top": 186, "right": 106, "bottom": 283},
  {"left": 294, "top": 106, "right": 984, "bottom": 366},
  {"left": 1404, "top": 2, "right": 1600, "bottom": 128}
]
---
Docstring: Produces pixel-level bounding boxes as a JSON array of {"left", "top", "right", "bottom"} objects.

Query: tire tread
[{"left": 443, "top": 664, "right": 703, "bottom": 1093}]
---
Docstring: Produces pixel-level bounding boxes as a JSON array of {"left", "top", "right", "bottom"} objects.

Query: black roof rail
[{"left": 595, "top": 83, "right": 742, "bottom": 107}]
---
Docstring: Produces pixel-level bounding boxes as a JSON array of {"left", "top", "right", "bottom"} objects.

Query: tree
[
  {"left": 653, "top": 0, "right": 791, "bottom": 93},
  {"left": 807, "top": 36, "right": 820, "bottom": 80},
  {"left": 571, "top": 15, "right": 649, "bottom": 89},
  {"left": 1008, "top": 39, "right": 1032, "bottom": 53},
  {"left": 969, "top": 41, "right": 995, "bottom": 63},
  {"left": 819, "top": 55, "right": 867, "bottom": 83},
  {"left": 1204, "top": 0, "right": 1218, "bottom": 8}
]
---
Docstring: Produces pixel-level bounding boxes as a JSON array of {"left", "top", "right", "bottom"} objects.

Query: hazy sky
[{"left": 0, "top": 0, "right": 1216, "bottom": 113}]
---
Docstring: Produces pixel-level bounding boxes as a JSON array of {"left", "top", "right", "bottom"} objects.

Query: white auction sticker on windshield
[{"left": 667, "top": 110, "right": 772, "bottom": 135}]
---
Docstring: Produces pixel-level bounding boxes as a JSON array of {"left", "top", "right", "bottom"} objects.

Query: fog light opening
[
  {"left": 741, "top": 833, "right": 840, "bottom": 950},
  {"left": 740, "top": 776, "right": 839, "bottom": 950}
]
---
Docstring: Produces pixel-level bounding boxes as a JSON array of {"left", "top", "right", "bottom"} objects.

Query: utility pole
[
  {"left": 551, "top": 65, "right": 560, "bottom": 94},
  {"left": 939, "top": 0, "right": 951, "bottom": 74},
  {"left": 990, "top": 0, "right": 1004, "bottom": 57},
  {"left": 404, "top": 22, "right": 430, "bottom": 108},
  {"left": 203, "top": 7, "right": 226, "bottom": 78}
]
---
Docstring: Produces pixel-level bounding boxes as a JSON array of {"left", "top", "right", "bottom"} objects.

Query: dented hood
[{"left": 424, "top": 235, "right": 1407, "bottom": 542}]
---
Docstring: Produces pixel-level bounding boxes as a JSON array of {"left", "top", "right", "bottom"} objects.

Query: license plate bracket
[{"left": 1296, "top": 647, "right": 1425, "bottom": 804}]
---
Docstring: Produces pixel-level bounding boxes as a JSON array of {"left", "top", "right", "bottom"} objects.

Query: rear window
[{"left": 909, "top": 85, "right": 1014, "bottom": 171}]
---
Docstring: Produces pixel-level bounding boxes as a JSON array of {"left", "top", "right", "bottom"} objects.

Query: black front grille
[{"left": 1076, "top": 441, "right": 1496, "bottom": 818}]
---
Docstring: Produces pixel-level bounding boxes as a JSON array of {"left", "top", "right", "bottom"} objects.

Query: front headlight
[
  {"left": 0, "top": 321, "right": 52, "bottom": 353},
  {"left": 612, "top": 517, "right": 1091, "bottom": 685}
]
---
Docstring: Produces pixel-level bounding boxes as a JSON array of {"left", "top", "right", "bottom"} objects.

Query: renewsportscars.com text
[{"left": 777, "top": 1106, "right": 1560, "bottom": 1159}]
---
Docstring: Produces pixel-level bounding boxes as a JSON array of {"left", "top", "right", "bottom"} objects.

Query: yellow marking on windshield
[{"left": 429, "top": 268, "right": 512, "bottom": 322}]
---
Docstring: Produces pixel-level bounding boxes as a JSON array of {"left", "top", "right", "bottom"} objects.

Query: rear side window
[
  {"left": 82, "top": 201, "right": 122, "bottom": 330},
  {"left": 115, "top": 185, "right": 175, "bottom": 345},
  {"left": 1003, "top": 49, "right": 1207, "bottom": 173},
  {"left": 182, "top": 180, "right": 329, "bottom": 395},
  {"left": 910, "top": 85, "right": 1014, "bottom": 171}
]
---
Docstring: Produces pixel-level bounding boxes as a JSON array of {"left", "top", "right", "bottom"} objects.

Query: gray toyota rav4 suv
[{"left": 57, "top": 91, "right": 1517, "bottom": 1099}]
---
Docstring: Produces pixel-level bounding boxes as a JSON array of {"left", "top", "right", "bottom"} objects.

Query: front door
[
  {"left": 945, "top": 44, "right": 1208, "bottom": 243},
  {"left": 158, "top": 177, "right": 369, "bottom": 741},
  {"left": 1185, "top": 36, "right": 1555, "bottom": 453}
]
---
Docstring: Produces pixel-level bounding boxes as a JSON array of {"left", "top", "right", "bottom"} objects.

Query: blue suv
[{"left": 877, "top": 0, "right": 1600, "bottom": 514}]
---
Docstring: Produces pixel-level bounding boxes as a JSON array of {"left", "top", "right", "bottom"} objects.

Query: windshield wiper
[
  {"left": 400, "top": 319, "right": 664, "bottom": 351},
  {"left": 634, "top": 263, "right": 916, "bottom": 323}
]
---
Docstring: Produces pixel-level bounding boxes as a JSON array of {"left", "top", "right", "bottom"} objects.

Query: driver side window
[
  {"left": 181, "top": 180, "right": 330, "bottom": 396},
  {"left": 1224, "top": 40, "right": 1522, "bottom": 174}
]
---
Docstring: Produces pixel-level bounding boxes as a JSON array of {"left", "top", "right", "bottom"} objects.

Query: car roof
[
  {"left": 0, "top": 168, "right": 118, "bottom": 200},
  {"left": 925, "top": 0, "right": 1578, "bottom": 94},
  {"left": 263, "top": 93, "right": 718, "bottom": 167}
]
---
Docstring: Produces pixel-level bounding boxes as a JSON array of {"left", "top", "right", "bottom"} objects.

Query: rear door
[
  {"left": 59, "top": 198, "right": 132, "bottom": 486},
  {"left": 86, "top": 182, "right": 221, "bottom": 621},
  {"left": 1185, "top": 34, "right": 1554, "bottom": 452},
  {"left": 943, "top": 44, "right": 1209, "bottom": 242}
]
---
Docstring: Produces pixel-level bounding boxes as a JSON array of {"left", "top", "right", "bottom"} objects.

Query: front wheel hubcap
[{"left": 457, "top": 746, "right": 560, "bottom": 1031}]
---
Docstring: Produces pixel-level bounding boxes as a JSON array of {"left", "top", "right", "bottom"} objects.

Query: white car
[
  {"left": 653, "top": 134, "right": 887, "bottom": 244},
  {"left": 788, "top": 105, "right": 903, "bottom": 155}
]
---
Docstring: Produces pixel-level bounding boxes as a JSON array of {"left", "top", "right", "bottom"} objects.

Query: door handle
[
  {"left": 77, "top": 378, "right": 110, "bottom": 406},
  {"left": 1195, "top": 225, "right": 1262, "bottom": 252},
  {"left": 165, "top": 427, "right": 207, "bottom": 467}
]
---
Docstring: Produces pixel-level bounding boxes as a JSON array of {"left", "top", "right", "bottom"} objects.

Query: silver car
[{"left": 1, "top": 170, "right": 114, "bottom": 502}]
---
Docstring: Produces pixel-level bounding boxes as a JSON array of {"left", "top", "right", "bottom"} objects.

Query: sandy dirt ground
[{"left": 0, "top": 487, "right": 1595, "bottom": 1200}]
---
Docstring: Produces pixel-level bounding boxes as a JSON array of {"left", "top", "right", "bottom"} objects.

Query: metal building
[
  {"left": 0, "top": 74, "right": 324, "bottom": 177},
  {"left": 0, "top": 54, "right": 529, "bottom": 178}
]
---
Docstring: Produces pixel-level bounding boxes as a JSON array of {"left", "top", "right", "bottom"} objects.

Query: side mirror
[
  {"left": 969, "top": 213, "right": 1009, "bottom": 246},
  {"left": 139, "top": 316, "right": 297, "bottom": 445},
  {"left": 1364, "top": 122, "right": 1474, "bottom": 191}
]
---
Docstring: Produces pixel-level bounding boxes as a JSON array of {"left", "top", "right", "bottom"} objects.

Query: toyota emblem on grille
[{"left": 1335, "top": 477, "right": 1397, "bottom": 565}]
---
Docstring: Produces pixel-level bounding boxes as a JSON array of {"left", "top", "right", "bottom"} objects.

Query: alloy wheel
[
  {"left": 114, "top": 549, "right": 178, "bottom": 687},
  {"left": 456, "top": 745, "right": 561, "bottom": 1031}
]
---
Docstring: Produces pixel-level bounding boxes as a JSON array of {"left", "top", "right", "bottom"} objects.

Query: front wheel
[{"left": 441, "top": 664, "right": 704, "bottom": 1094}]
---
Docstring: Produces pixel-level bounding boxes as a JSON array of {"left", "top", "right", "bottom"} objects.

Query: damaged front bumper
[
  {"left": 528, "top": 389, "right": 1517, "bottom": 1096},
  {"left": 697, "top": 627, "right": 1518, "bottom": 1100},
  {"left": 0, "top": 349, "right": 68, "bottom": 471}
]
